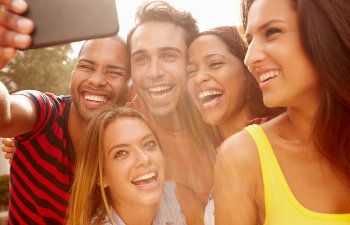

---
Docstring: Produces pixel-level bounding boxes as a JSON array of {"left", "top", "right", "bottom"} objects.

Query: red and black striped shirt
[{"left": 9, "top": 91, "right": 75, "bottom": 225}]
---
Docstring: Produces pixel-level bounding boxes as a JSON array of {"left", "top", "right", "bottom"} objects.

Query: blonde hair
[{"left": 66, "top": 105, "right": 158, "bottom": 225}]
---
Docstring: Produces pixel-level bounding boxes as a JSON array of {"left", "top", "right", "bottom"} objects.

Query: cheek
[
  {"left": 152, "top": 150, "right": 165, "bottom": 167},
  {"left": 103, "top": 162, "right": 127, "bottom": 188},
  {"left": 186, "top": 80, "right": 195, "bottom": 97}
]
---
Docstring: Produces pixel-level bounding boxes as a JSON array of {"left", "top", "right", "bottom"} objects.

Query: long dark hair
[{"left": 242, "top": 0, "right": 350, "bottom": 179}]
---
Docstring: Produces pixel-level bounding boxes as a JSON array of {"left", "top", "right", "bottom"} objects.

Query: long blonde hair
[{"left": 66, "top": 105, "right": 158, "bottom": 225}]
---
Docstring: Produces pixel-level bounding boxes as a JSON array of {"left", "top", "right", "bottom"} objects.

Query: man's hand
[
  {"left": 1, "top": 137, "right": 15, "bottom": 163},
  {"left": 0, "top": 0, "right": 34, "bottom": 68}
]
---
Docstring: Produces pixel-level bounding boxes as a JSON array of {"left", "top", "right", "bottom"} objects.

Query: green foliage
[
  {"left": 0, "top": 175, "right": 9, "bottom": 206},
  {"left": 0, "top": 44, "right": 77, "bottom": 95}
]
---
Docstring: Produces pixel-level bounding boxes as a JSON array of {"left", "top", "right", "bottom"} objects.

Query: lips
[
  {"left": 142, "top": 84, "right": 174, "bottom": 104},
  {"left": 130, "top": 171, "right": 160, "bottom": 191},
  {"left": 131, "top": 172, "right": 157, "bottom": 186},
  {"left": 84, "top": 93, "right": 107, "bottom": 102},
  {"left": 197, "top": 89, "right": 223, "bottom": 109},
  {"left": 258, "top": 70, "right": 281, "bottom": 83}
]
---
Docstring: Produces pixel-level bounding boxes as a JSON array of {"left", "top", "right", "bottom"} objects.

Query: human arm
[
  {"left": 0, "top": 0, "right": 34, "bottom": 68},
  {"left": 0, "top": 82, "right": 37, "bottom": 137},
  {"left": 214, "top": 131, "right": 261, "bottom": 225}
]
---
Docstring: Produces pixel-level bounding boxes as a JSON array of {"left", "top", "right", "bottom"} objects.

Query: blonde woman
[{"left": 67, "top": 105, "right": 186, "bottom": 225}]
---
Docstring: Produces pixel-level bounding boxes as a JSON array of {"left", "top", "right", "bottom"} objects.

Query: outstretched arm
[
  {"left": 0, "top": 82, "right": 37, "bottom": 137},
  {"left": 0, "top": 0, "right": 37, "bottom": 137}
]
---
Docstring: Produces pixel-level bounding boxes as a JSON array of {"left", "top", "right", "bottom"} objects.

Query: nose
[
  {"left": 244, "top": 39, "right": 265, "bottom": 72},
  {"left": 87, "top": 69, "right": 107, "bottom": 87},
  {"left": 194, "top": 69, "right": 210, "bottom": 85},
  {"left": 135, "top": 147, "right": 151, "bottom": 167},
  {"left": 147, "top": 58, "right": 165, "bottom": 79}
]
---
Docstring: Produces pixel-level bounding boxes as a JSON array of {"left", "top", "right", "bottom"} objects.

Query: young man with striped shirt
[{"left": 0, "top": 4, "right": 131, "bottom": 222}]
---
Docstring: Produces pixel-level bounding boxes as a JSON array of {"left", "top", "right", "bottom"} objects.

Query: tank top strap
[{"left": 244, "top": 124, "right": 280, "bottom": 223}]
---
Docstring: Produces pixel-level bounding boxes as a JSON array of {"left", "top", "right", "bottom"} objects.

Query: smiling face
[
  {"left": 244, "top": 0, "right": 321, "bottom": 108},
  {"left": 187, "top": 35, "right": 249, "bottom": 126},
  {"left": 70, "top": 38, "right": 130, "bottom": 121},
  {"left": 130, "top": 21, "right": 188, "bottom": 118},
  {"left": 102, "top": 117, "right": 165, "bottom": 207}
]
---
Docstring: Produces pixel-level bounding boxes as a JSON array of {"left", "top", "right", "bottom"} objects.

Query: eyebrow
[
  {"left": 204, "top": 53, "right": 225, "bottom": 60},
  {"left": 78, "top": 59, "right": 95, "bottom": 65},
  {"left": 78, "top": 59, "right": 126, "bottom": 71},
  {"left": 131, "top": 47, "right": 183, "bottom": 57},
  {"left": 188, "top": 53, "right": 224, "bottom": 66},
  {"left": 245, "top": 19, "right": 286, "bottom": 38}
]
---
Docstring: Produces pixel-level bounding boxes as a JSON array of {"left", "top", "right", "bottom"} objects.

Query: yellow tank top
[{"left": 244, "top": 124, "right": 350, "bottom": 225}]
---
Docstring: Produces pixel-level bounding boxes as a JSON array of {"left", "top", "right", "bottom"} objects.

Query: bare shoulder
[
  {"left": 214, "top": 129, "right": 262, "bottom": 225},
  {"left": 217, "top": 129, "right": 260, "bottom": 179}
]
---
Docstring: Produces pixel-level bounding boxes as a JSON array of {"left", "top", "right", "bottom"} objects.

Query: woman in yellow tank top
[{"left": 214, "top": 0, "right": 350, "bottom": 224}]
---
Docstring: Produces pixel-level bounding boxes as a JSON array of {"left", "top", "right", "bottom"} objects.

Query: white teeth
[
  {"left": 84, "top": 94, "right": 107, "bottom": 102},
  {"left": 198, "top": 90, "right": 223, "bottom": 99},
  {"left": 132, "top": 172, "right": 156, "bottom": 182},
  {"left": 259, "top": 70, "right": 281, "bottom": 82},
  {"left": 149, "top": 86, "right": 171, "bottom": 93},
  {"left": 202, "top": 99, "right": 218, "bottom": 107}
]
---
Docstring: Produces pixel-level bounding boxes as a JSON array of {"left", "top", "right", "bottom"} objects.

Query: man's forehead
[
  {"left": 80, "top": 39, "right": 126, "bottom": 56},
  {"left": 130, "top": 21, "right": 187, "bottom": 52},
  {"left": 78, "top": 40, "right": 128, "bottom": 62}
]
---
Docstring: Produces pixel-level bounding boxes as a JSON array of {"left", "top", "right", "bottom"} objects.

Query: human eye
[
  {"left": 113, "top": 150, "right": 128, "bottom": 159},
  {"left": 78, "top": 64, "right": 94, "bottom": 72},
  {"left": 134, "top": 55, "right": 148, "bottom": 65},
  {"left": 144, "top": 140, "right": 157, "bottom": 150},
  {"left": 245, "top": 34, "right": 252, "bottom": 46},
  {"left": 186, "top": 65, "right": 197, "bottom": 78},
  {"left": 162, "top": 52, "right": 178, "bottom": 62},
  {"left": 209, "top": 61, "right": 224, "bottom": 69},
  {"left": 107, "top": 70, "right": 127, "bottom": 79},
  {"left": 265, "top": 27, "right": 282, "bottom": 40}
]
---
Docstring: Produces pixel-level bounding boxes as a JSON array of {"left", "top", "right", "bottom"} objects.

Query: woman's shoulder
[{"left": 218, "top": 128, "right": 260, "bottom": 167}]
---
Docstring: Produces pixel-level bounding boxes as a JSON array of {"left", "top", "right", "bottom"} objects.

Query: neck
[
  {"left": 151, "top": 103, "right": 191, "bottom": 132},
  {"left": 218, "top": 106, "right": 254, "bottom": 140},
  {"left": 282, "top": 84, "right": 322, "bottom": 143},
  {"left": 284, "top": 106, "right": 318, "bottom": 144},
  {"left": 68, "top": 104, "right": 88, "bottom": 150},
  {"left": 113, "top": 202, "right": 158, "bottom": 225}
]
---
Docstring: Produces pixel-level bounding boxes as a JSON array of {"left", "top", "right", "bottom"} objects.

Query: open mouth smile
[{"left": 198, "top": 90, "right": 223, "bottom": 108}]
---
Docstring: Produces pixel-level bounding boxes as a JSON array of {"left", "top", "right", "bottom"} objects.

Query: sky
[{"left": 71, "top": 0, "right": 242, "bottom": 53}]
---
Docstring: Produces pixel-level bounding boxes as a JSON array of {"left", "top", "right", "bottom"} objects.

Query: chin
[
  {"left": 202, "top": 112, "right": 221, "bottom": 126},
  {"left": 138, "top": 192, "right": 163, "bottom": 206},
  {"left": 149, "top": 105, "right": 177, "bottom": 118}
]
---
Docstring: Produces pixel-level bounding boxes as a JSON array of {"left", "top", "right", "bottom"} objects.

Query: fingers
[
  {"left": 0, "top": 47, "right": 16, "bottom": 67},
  {"left": 4, "top": 152, "right": 13, "bottom": 159},
  {"left": 0, "top": 0, "right": 33, "bottom": 54},
  {"left": 0, "top": 27, "right": 31, "bottom": 49},
  {"left": 0, "top": 9, "right": 34, "bottom": 34},
  {"left": 1, "top": 0, "right": 29, "bottom": 14},
  {"left": 2, "top": 137, "right": 15, "bottom": 163},
  {"left": 2, "top": 137, "right": 15, "bottom": 151}
]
